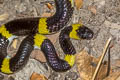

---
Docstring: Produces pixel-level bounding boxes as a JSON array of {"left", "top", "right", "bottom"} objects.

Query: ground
[{"left": 0, "top": 0, "right": 120, "bottom": 80}]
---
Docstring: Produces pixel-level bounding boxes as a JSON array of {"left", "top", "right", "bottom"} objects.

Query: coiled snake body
[{"left": 0, "top": 0, "right": 93, "bottom": 74}]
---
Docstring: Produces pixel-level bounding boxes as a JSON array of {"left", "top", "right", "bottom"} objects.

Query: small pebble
[
  {"left": 48, "top": 72, "right": 61, "bottom": 80},
  {"left": 65, "top": 72, "right": 79, "bottom": 80},
  {"left": 0, "top": 74, "right": 4, "bottom": 80},
  {"left": 8, "top": 76, "right": 15, "bottom": 80}
]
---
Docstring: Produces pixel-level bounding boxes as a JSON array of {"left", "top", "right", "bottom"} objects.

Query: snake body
[
  {"left": 45, "top": 24, "right": 93, "bottom": 72},
  {"left": 0, "top": 0, "right": 93, "bottom": 74}
]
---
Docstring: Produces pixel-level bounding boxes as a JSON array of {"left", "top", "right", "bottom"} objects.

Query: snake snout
[
  {"left": 77, "top": 26, "right": 94, "bottom": 40},
  {"left": 87, "top": 31, "right": 94, "bottom": 39}
]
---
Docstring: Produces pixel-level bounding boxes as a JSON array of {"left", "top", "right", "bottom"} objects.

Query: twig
[
  {"left": 106, "top": 46, "right": 112, "bottom": 77},
  {"left": 92, "top": 37, "right": 112, "bottom": 80}
]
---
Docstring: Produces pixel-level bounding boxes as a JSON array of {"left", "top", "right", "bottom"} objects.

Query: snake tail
[{"left": 0, "top": 35, "right": 34, "bottom": 74}]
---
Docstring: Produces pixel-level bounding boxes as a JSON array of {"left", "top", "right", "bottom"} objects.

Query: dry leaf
[
  {"left": 75, "top": 0, "right": 83, "bottom": 10},
  {"left": 41, "top": 13, "right": 53, "bottom": 17},
  {"left": 75, "top": 50, "right": 112, "bottom": 80},
  {"left": 46, "top": 3, "right": 53, "bottom": 10},
  {"left": 112, "top": 59, "right": 120, "bottom": 69},
  {"left": 78, "top": 19, "right": 83, "bottom": 24},
  {"left": 88, "top": 6, "right": 97, "bottom": 15},
  {"left": 31, "top": 50, "right": 46, "bottom": 62},
  {"left": 0, "top": 13, "right": 9, "bottom": 21},
  {"left": 12, "top": 39, "right": 18, "bottom": 49},
  {"left": 104, "top": 71, "right": 120, "bottom": 80},
  {"left": 41, "top": 13, "right": 52, "bottom": 17},
  {"left": 46, "top": 32, "right": 59, "bottom": 44},
  {"left": 30, "top": 72, "right": 47, "bottom": 80},
  {"left": 103, "top": 59, "right": 120, "bottom": 80}
]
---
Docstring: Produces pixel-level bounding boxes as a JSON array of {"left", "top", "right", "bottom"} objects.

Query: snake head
[{"left": 76, "top": 25, "right": 94, "bottom": 40}]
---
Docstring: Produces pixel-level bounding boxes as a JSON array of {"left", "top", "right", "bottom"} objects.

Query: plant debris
[
  {"left": 75, "top": 50, "right": 112, "bottom": 80},
  {"left": 74, "top": 0, "right": 83, "bottom": 10},
  {"left": 30, "top": 72, "right": 47, "bottom": 80}
]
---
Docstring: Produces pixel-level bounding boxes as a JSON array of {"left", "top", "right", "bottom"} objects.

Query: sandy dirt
[{"left": 0, "top": 0, "right": 120, "bottom": 80}]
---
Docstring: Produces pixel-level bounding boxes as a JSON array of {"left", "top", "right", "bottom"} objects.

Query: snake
[{"left": 0, "top": 0, "right": 93, "bottom": 74}]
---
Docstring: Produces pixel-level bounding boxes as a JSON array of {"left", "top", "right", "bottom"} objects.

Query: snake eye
[{"left": 76, "top": 26, "right": 94, "bottom": 39}]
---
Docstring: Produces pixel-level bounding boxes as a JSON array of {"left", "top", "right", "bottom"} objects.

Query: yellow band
[
  {"left": 69, "top": 0, "right": 74, "bottom": 7},
  {"left": 34, "top": 34, "right": 47, "bottom": 48},
  {"left": 38, "top": 18, "right": 49, "bottom": 34},
  {"left": 69, "top": 24, "right": 83, "bottom": 39},
  {"left": 1, "top": 57, "right": 13, "bottom": 74},
  {"left": 0, "top": 25, "right": 12, "bottom": 38},
  {"left": 64, "top": 54, "right": 75, "bottom": 66}
]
